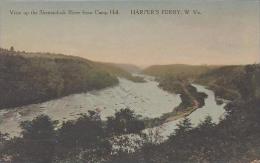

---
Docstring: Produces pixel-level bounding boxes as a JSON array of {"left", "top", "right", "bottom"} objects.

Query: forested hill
[
  {"left": 143, "top": 64, "right": 260, "bottom": 100},
  {"left": 143, "top": 64, "right": 220, "bottom": 79},
  {"left": 196, "top": 65, "right": 260, "bottom": 100},
  {"left": 0, "top": 48, "right": 138, "bottom": 109}
]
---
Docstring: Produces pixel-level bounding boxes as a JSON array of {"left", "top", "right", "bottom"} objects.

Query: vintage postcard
[{"left": 0, "top": 0, "right": 259, "bottom": 163}]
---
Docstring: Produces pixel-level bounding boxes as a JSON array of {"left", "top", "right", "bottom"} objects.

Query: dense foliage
[{"left": 0, "top": 108, "right": 145, "bottom": 163}]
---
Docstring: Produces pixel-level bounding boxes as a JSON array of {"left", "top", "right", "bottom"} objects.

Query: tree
[
  {"left": 198, "top": 115, "right": 215, "bottom": 129},
  {"left": 0, "top": 132, "right": 8, "bottom": 159},
  {"left": 57, "top": 111, "right": 111, "bottom": 162},
  {"left": 10, "top": 46, "right": 14, "bottom": 51},
  {"left": 174, "top": 117, "right": 193, "bottom": 135},
  {"left": 106, "top": 108, "right": 145, "bottom": 135},
  {"left": 9, "top": 115, "right": 57, "bottom": 163},
  {"left": 234, "top": 65, "right": 257, "bottom": 100}
]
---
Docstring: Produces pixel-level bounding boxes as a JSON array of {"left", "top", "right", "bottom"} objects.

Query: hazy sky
[{"left": 0, "top": 0, "right": 259, "bottom": 66}]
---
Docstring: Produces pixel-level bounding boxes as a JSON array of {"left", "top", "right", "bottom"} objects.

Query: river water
[
  {"left": 0, "top": 76, "right": 182, "bottom": 137},
  {"left": 0, "top": 76, "right": 226, "bottom": 138}
]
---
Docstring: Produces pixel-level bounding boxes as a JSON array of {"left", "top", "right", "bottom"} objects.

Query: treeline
[{"left": 0, "top": 49, "right": 119, "bottom": 109}]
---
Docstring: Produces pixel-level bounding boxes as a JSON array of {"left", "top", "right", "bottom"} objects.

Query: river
[
  {"left": 0, "top": 76, "right": 226, "bottom": 138},
  {"left": 0, "top": 76, "right": 181, "bottom": 137}
]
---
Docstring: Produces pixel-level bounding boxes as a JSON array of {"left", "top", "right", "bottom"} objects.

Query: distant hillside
[
  {"left": 144, "top": 63, "right": 260, "bottom": 100},
  {"left": 0, "top": 48, "right": 140, "bottom": 109},
  {"left": 196, "top": 64, "right": 260, "bottom": 100},
  {"left": 143, "top": 64, "right": 220, "bottom": 79},
  {"left": 0, "top": 49, "right": 140, "bottom": 79},
  {"left": 110, "top": 63, "right": 142, "bottom": 73},
  {"left": 95, "top": 62, "right": 145, "bottom": 82}
]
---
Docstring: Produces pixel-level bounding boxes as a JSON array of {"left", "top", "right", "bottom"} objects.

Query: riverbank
[
  {"left": 145, "top": 84, "right": 227, "bottom": 140},
  {"left": 144, "top": 79, "right": 208, "bottom": 128}
]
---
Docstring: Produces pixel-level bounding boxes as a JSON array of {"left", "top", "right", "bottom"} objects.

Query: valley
[{"left": 0, "top": 48, "right": 259, "bottom": 163}]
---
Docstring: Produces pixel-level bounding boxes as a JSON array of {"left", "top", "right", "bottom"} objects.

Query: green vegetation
[
  {"left": 106, "top": 108, "right": 145, "bottom": 135},
  {"left": 0, "top": 48, "right": 144, "bottom": 109},
  {"left": 0, "top": 48, "right": 119, "bottom": 109},
  {"left": 196, "top": 64, "right": 260, "bottom": 100}
]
